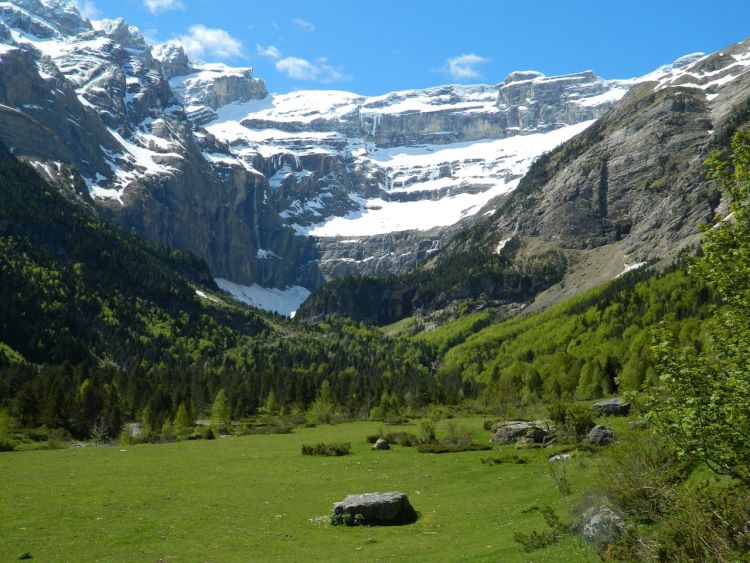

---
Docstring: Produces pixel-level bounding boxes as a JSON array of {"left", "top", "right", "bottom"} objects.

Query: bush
[
  {"left": 480, "top": 454, "right": 528, "bottom": 465},
  {"left": 592, "top": 431, "right": 690, "bottom": 523},
  {"left": 366, "top": 430, "right": 420, "bottom": 447},
  {"left": 417, "top": 442, "right": 490, "bottom": 454},
  {"left": 547, "top": 399, "right": 595, "bottom": 442},
  {"left": 513, "top": 506, "right": 570, "bottom": 552},
  {"left": 301, "top": 442, "right": 351, "bottom": 456}
]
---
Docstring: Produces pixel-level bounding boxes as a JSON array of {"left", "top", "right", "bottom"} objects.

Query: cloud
[
  {"left": 257, "top": 45, "right": 346, "bottom": 83},
  {"left": 75, "top": 0, "right": 100, "bottom": 19},
  {"left": 176, "top": 25, "right": 243, "bottom": 60},
  {"left": 291, "top": 18, "right": 315, "bottom": 32},
  {"left": 446, "top": 53, "right": 491, "bottom": 81},
  {"left": 143, "top": 0, "right": 185, "bottom": 14},
  {"left": 256, "top": 44, "right": 281, "bottom": 60},
  {"left": 276, "top": 55, "right": 345, "bottom": 83}
]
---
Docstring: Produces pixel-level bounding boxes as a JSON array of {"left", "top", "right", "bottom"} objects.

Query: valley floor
[{"left": 0, "top": 418, "right": 598, "bottom": 562}]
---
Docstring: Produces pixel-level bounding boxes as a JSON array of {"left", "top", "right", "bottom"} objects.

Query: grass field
[{"left": 1, "top": 418, "right": 599, "bottom": 562}]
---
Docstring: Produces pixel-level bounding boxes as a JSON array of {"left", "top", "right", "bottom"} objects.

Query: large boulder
[
  {"left": 587, "top": 425, "right": 615, "bottom": 446},
  {"left": 372, "top": 438, "right": 390, "bottom": 450},
  {"left": 592, "top": 398, "right": 630, "bottom": 417},
  {"left": 491, "top": 421, "right": 550, "bottom": 445},
  {"left": 580, "top": 505, "right": 624, "bottom": 548},
  {"left": 332, "top": 492, "right": 417, "bottom": 526}
]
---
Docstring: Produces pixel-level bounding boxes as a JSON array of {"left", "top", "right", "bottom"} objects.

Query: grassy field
[{"left": 0, "top": 418, "right": 599, "bottom": 562}]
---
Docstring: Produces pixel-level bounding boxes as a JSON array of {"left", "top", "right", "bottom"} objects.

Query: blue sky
[{"left": 81, "top": 0, "right": 750, "bottom": 95}]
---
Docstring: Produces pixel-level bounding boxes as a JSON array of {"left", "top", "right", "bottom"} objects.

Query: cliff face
[
  {"left": 298, "top": 41, "right": 750, "bottom": 323},
  {"left": 2, "top": 1, "right": 746, "bottom": 318}
]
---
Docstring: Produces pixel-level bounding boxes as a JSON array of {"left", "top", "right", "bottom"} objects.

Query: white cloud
[
  {"left": 446, "top": 53, "right": 491, "bottom": 81},
  {"left": 75, "top": 0, "right": 100, "bottom": 19},
  {"left": 257, "top": 45, "right": 346, "bottom": 83},
  {"left": 256, "top": 44, "right": 281, "bottom": 60},
  {"left": 143, "top": 0, "right": 185, "bottom": 14},
  {"left": 275, "top": 55, "right": 345, "bottom": 83},
  {"left": 176, "top": 25, "right": 243, "bottom": 60},
  {"left": 291, "top": 18, "right": 315, "bottom": 32},
  {"left": 275, "top": 56, "right": 319, "bottom": 80}
]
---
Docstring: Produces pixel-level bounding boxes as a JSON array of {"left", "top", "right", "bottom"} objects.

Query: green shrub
[
  {"left": 417, "top": 442, "right": 490, "bottom": 454},
  {"left": 513, "top": 506, "right": 569, "bottom": 552},
  {"left": 301, "top": 442, "right": 351, "bottom": 456},
  {"left": 366, "top": 431, "right": 420, "bottom": 447}
]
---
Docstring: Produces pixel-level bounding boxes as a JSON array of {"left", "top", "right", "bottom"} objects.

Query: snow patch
[{"left": 215, "top": 278, "right": 311, "bottom": 317}]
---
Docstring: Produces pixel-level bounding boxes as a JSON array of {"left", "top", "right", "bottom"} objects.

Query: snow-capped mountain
[{"left": 1, "top": 1, "right": 748, "bottom": 316}]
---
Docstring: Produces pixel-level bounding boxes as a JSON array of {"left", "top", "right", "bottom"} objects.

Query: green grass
[{"left": 0, "top": 418, "right": 597, "bottom": 562}]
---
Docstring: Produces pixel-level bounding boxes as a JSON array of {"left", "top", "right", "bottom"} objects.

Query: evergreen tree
[
  {"left": 174, "top": 402, "right": 191, "bottom": 439},
  {"left": 210, "top": 389, "right": 231, "bottom": 431}
]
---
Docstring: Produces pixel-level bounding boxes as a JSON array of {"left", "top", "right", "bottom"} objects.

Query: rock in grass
[
  {"left": 592, "top": 398, "right": 630, "bottom": 416},
  {"left": 16, "top": 552, "right": 32, "bottom": 560},
  {"left": 587, "top": 425, "right": 615, "bottom": 446},
  {"left": 490, "top": 421, "right": 549, "bottom": 445},
  {"left": 332, "top": 492, "right": 417, "bottom": 526},
  {"left": 580, "top": 505, "right": 624, "bottom": 548},
  {"left": 372, "top": 438, "right": 390, "bottom": 450}
]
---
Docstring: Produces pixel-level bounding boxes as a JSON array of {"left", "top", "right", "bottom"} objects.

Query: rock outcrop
[
  {"left": 592, "top": 398, "right": 630, "bottom": 416},
  {"left": 332, "top": 492, "right": 417, "bottom": 526},
  {"left": 490, "top": 421, "right": 550, "bottom": 445},
  {"left": 587, "top": 425, "right": 615, "bottom": 446}
]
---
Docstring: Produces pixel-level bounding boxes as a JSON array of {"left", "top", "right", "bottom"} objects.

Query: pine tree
[
  {"left": 174, "top": 402, "right": 191, "bottom": 439},
  {"left": 210, "top": 389, "right": 231, "bottom": 431}
]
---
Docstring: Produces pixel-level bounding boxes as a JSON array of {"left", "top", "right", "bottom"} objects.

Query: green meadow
[{"left": 1, "top": 418, "right": 598, "bottom": 562}]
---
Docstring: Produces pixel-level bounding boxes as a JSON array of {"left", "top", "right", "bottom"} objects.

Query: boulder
[
  {"left": 332, "top": 492, "right": 417, "bottom": 526},
  {"left": 592, "top": 398, "right": 630, "bottom": 416},
  {"left": 549, "top": 453, "right": 572, "bottom": 462},
  {"left": 587, "top": 425, "right": 615, "bottom": 446},
  {"left": 372, "top": 438, "right": 390, "bottom": 450},
  {"left": 580, "top": 505, "right": 624, "bottom": 548},
  {"left": 490, "top": 421, "right": 550, "bottom": 445}
]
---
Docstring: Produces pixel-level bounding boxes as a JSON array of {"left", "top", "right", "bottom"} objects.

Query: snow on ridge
[
  {"left": 215, "top": 278, "right": 311, "bottom": 317},
  {"left": 300, "top": 120, "right": 596, "bottom": 238}
]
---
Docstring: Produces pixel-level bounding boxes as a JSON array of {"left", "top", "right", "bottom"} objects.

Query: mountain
[
  {"left": 0, "top": 0, "right": 660, "bottom": 316},
  {"left": 299, "top": 39, "right": 750, "bottom": 324},
  {"left": 1, "top": 1, "right": 748, "bottom": 323}
]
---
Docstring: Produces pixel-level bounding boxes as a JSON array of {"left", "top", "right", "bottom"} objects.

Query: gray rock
[
  {"left": 580, "top": 505, "right": 624, "bottom": 548},
  {"left": 332, "top": 492, "right": 417, "bottom": 525},
  {"left": 372, "top": 438, "right": 390, "bottom": 450},
  {"left": 587, "top": 425, "right": 615, "bottom": 446},
  {"left": 592, "top": 398, "right": 630, "bottom": 416},
  {"left": 491, "top": 421, "right": 550, "bottom": 445}
]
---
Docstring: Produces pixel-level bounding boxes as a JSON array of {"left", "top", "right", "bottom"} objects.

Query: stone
[
  {"left": 372, "top": 438, "right": 390, "bottom": 450},
  {"left": 587, "top": 425, "right": 615, "bottom": 446},
  {"left": 490, "top": 421, "right": 550, "bottom": 445},
  {"left": 549, "top": 453, "right": 572, "bottom": 462},
  {"left": 592, "top": 398, "right": 630, "bottom": 417},
  {"left": 580, "top": 505, "right": 624, "bottom": 548},
  {"left": 332, "top": 492, "right": 417, "bottom": 526}
]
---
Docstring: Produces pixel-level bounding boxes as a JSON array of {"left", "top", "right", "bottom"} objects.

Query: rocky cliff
[
  {"left": 299, "top": 41, "right": 750, "bottom": 323},
  {"left": 1, "top": 1, "right": 746, "bottom": 319}
]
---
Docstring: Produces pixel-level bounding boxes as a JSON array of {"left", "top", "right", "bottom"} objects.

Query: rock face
[
  {"left": 490, "top": 421, "right": 550, "bottom": 445},
  {"left": 580, "top": 505, "right": 624, "bottom": 548},
  {"left": 300, "top": 39, "right": 750, "bottom": 323},
  {"left": 332, "top": 492, "right": 417, "bottom": 525},
  {"left": 587, "top": 425, "right": 615, "bottom": 446},
  {"left": 1, "top": 2, "right": 750, "bottom": 320},
  {"left": 592, "top": 398, "right": 630, "bottom": 416}
]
